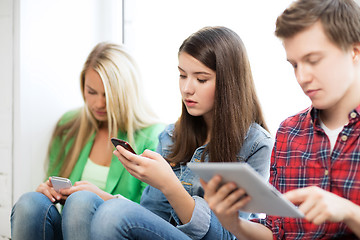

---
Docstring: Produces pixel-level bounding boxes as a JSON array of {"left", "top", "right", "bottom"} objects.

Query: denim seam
[
  {"left": 250, "top": 135, "right": 271, "bottom": 156},
  {"left": 126, "top": 226, "right": 182, "bottom": 240},
  {"left": 42, "top": 203, "right": 54, "bottom": 240}
]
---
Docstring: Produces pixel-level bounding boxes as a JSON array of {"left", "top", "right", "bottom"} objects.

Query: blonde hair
[{"left": 48, "top": 42, "right": 159, "bottom": 177}]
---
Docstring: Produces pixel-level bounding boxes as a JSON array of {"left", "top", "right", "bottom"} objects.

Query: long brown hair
[
  {"left": 168, "top": 26, "right": 268, "bottom": 164},
  {"left": 47, "top": 42, "right": 158, "bottom": 177}
]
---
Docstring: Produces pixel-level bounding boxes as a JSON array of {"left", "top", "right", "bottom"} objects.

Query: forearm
[
  {"left": 344, "top": 201, "right": 360, "bottom": 237},
  {"left": 162, "top": 179, "right": 195, "bottom": 224},
  {"left": 232, "top": 219, "right": 273, "bottom": 240}
]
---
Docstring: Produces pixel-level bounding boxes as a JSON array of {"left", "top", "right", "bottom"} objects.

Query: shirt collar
[
  {"left": 353, "top": 104, "right": 360, "bottom": 116},
  {"left": 310, "top": 104, "right": 360, "bottom": 127}
]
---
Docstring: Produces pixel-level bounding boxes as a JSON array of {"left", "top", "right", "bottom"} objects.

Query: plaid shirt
[{"left": 259, "top": 106, "right": 360, "bottom": 240}]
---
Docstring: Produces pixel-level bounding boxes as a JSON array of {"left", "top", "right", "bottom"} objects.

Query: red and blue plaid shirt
[{"left": 259, "top": 106, "right": 360, "bottom": 239}]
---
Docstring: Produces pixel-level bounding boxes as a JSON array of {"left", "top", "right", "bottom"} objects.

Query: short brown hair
[{"left": 275, "top": 0, "right": 360, "bottom": 51}]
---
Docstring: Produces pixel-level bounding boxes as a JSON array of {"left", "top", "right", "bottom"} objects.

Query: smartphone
[
  {"left": 111, "top": 137, "right": 136, "bottom": 154},
  {"left": 51, "top": 176, "right": 72, "bottom": 193}
]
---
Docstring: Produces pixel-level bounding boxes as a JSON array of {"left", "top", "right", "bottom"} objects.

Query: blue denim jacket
[{"left": 140, "top": 123, "right": 273, "bottom": 240}]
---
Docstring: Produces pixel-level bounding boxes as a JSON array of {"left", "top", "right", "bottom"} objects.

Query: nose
[
  {"left": 295, "top": 64, "right": 311, "bottom": 86},
  {"left": 95, "top": 95, "right": 106, "bottom": 109},
  {"left": 181, "top": 77, "right": 195, "bottom": 95}
]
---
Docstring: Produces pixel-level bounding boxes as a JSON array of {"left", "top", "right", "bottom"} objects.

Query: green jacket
[{"left": 48, "top": 110, "right": 165, "bottom": 203}]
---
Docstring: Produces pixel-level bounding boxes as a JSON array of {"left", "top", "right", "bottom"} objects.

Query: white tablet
[{"left": 187, "top": 162, "right": 304, "bottom": 218}]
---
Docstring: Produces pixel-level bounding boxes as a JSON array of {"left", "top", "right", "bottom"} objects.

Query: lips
[
  {"left": 184, "top": 99, "right": 197, "bottom": 107},
  {"left": 305, "top": 89, "right": 319, "bottom": 98},
  {"left": 94, "top": 110, "right": 107, "bottom": 116}
]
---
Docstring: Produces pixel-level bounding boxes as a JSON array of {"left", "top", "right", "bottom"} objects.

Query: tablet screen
[{"left": 187, "top": 162, "right": 304, "bottom": 218}]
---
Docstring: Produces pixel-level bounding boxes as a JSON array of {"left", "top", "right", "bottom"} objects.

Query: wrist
[
  {"left": 101, "top": 191, "right": 114, "bottom": 201},
  {"left": 343, "top": 200, "right": 360, "bottom": 224},
  {"left": 113, "top": 194, "right": 126, "bottom": 200}
]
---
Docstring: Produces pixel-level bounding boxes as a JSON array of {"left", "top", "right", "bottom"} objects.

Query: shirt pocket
[
  {"left": 273, "top": 165, "right": 329, "bottom": 193},
  {"left": 179, "top": 166, "right": 204, "bottom": 197}
]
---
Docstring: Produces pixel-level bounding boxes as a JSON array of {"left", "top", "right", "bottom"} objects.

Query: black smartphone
[{"left": 111, "top": 137, "right": 136, "bottom": 154}]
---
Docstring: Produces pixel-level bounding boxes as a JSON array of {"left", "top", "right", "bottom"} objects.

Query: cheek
[
  {"left": 322, "top": 60, "right": 352, "bottom": 91},
  {"left": 209, "top": 92, "right": 215, "bottom": 105},
  {"left": 84, "top": 94, "right": 94, "bottom": 107},
  {"left": 205, "top": 86, "right": 216, "bottom": 106}
]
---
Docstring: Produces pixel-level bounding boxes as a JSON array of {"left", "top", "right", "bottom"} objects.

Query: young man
[{"left": 202, "top": 0, "right": 360, "bottom": 239}]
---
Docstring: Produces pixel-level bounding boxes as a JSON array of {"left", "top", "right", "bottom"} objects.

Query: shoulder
[
  {"left": 239, "top": 123, "right": 273, "bottom": 158},
  {"left": 243, "top": 123, "right": 273, "bottom": 149},
  {"left": 154, "top": 124, "right": 175, "bottom": 156},
  {"left": 157, "top": 123, "right": 175, "bottom": 141},
  {"left": 246, "top": 123, "right": 272, "bottom": 141},
  {"left": 135, "top": 123, "right": 166, "bottom": 139},
  {"left": 57, "top": 108, "right": 81, "bottom": 126},
  {"left": 156, "top": 123, "right": 175, "bottom": 148},
  {"left": 238, "top": 123, "right": 273, "bottom": 176},
  {"left": 277, "top": 107, "right": 312, "bottom": 134}
]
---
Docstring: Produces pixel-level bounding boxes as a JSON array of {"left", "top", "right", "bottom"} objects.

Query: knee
[
  {"left": 12, "top": 192, "right": 50, "bottom": 219},
  {"left": 65, "top": 190, "right": 98, "bottom": 209},
  {"left": 92, "top": 199, "right": 138, "bottom": 229},
  {"left": 99, "top": 198, "right": 138, "bottom": 217},
  {"left": 63, "top": 191, "right": 103, "bottom": 221},
  {"left": 64, "top": 191, "right": 97, "bottom": 211},
  {"left": 65, "top": 191, "right": 97, "bottom": 206}
]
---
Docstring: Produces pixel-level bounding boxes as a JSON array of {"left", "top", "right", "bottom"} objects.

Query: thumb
[{"left": 284, "top": 188, "right": 309, "bottom": 205}]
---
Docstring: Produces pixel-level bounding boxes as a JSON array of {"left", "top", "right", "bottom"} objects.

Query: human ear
[{"left": 351, "top": 43, "right": 360, "bottom": 62}]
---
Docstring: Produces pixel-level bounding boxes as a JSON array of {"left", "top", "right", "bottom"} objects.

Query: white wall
[
  {"left": 124, "top": 0, "right": 311, "bottom": 135},
  {"left": 0, "top": 0, "right": 123, "bottom": 238},
  {"left": 0, "top": 0, "right": 16, "bottom": 237},
  {"left": 14, "top": 0, "right": 123, "bottom": 200},
  {"left": 1, "top": 0, "right": 313, "bottom": 238}
]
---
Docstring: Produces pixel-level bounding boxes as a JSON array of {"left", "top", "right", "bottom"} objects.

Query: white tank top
[{"left": 81, "top": 158, "right": 110, "bottom": 190}]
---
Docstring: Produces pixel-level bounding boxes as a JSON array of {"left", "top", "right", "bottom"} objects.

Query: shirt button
[
  {"left": 324, "top": 169, "right": 329, "bottom": 176},
  {"left": 170, "top": 162, "right": 177, "bottom": 167},
  {"left": 341, "top": 135, "right": 348, "bottom": 141},
  {"left": 350, "top": 112, "right": 357, "bottom": 118}
]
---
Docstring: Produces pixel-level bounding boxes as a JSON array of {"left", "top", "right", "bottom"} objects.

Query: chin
[
  {"left": 311, "top": 102, "right": 331, "bottom": 111},
  {"left": 186, "top": 110, "right": 203, "bottom": 117},
  {"left": 94, "top": 115, "right": 108, "bottom": 122}
]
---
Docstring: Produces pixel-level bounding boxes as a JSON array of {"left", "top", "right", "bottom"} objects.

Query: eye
[
  {"left": 198, "top": 79, "right": 207, "bottom": 83},
  {"left": 179, "top": 74, "right": 187, "bottom": 79},
  {"left": 288, "top": 61, "right": 297, "bottom": 69},
  {"left": 305, "top": 54, "right": 323, "bottom": 66},
  {"left": 87, "top": 90, "right": 97, "bottom": 95},
  {"left": 308, "top": 59, "right": 320, "bottom": 65}
]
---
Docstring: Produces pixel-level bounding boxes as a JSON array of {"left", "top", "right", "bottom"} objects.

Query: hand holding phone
[
  {"left": 50, "top": 176, "right": 72, "bottom": 193},
  {"left": 111, "top": 137, "right": 136, "bottom": 154}
]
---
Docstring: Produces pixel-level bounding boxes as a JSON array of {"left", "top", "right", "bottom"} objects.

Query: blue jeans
[
  {"left": 11, "top": 191, "right": 104, "bottom": 240},
  {"left": 90, "top": 198, "right": 192, "bottom": 240}
]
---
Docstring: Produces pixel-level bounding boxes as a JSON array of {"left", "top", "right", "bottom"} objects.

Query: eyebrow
[
  {"left": 85, "top": 84, "right": 96, "bottom": 92},
  {"left": 178, "top": 66, "right": 212, "bottom": 75}
]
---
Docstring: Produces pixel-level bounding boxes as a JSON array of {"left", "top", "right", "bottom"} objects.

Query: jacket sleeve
[{"left": 170, "top": 127, "right": 274, "bottom": 239}]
